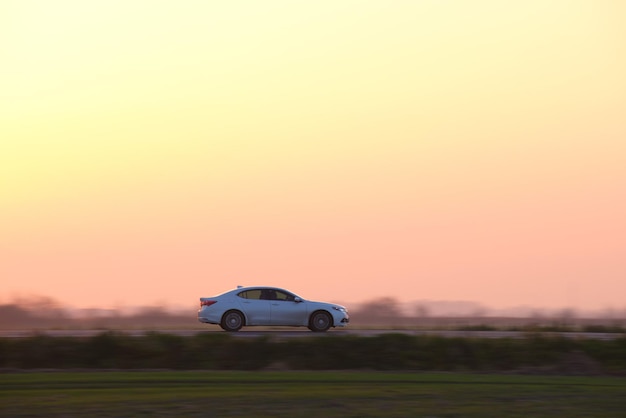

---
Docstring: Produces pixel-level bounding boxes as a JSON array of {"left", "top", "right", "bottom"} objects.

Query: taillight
[{"left": 200, "top": 300, "right": 217, "bottom": 307}]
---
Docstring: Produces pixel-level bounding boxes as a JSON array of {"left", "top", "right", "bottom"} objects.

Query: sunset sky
[{"left": 1, "top": 1, "right": 625, "bottom": 312}]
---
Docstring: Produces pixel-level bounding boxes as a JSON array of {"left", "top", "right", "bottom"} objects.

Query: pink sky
[{"left": 1, "top": 1, "right": 625, "bottom": 311}]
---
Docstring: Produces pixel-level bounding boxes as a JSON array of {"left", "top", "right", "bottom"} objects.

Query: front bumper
[{"left": 333, "top": 313, "right": 350, "bottom": 327}]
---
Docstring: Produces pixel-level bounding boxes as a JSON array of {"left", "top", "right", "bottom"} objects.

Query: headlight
[{"left": 333, "top": 306, "right": 347, "bottom": 313}]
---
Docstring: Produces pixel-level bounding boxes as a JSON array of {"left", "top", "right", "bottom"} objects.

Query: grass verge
[{"left": 1, "top": 371, "right": 625, "bottom": 417}]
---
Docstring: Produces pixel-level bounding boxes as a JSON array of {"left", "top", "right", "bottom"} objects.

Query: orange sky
[{"left": 1, "top": 1, "right": 625, "bottom": 311}]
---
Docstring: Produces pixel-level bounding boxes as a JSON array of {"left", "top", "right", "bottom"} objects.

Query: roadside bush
[{"left": 1, "top": 333, "right": 624, "bottom": 374}]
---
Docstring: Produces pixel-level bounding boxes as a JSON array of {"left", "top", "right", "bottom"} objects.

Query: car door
[
  {"left": 269, "top": 290, "right": 308, "bottom": 326},
  {"left": 236, "top": 289, "right": 271, "bottom": 325}
]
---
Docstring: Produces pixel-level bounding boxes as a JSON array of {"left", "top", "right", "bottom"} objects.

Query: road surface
[{"left": 0, "top": 329, "right": 622, "bottom": 340}]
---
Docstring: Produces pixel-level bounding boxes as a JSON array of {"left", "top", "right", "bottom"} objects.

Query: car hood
[{"left": 305, "top": 300, "right": 347, "bottom": 311}]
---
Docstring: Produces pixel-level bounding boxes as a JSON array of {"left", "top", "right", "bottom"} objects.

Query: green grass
[{"left": 1, "top": 371, "right": 625, "bottom": 417}]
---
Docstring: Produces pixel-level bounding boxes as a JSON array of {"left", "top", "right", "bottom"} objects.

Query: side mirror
[{"left": 294, "top": 297, "right": 303, "bottom": 303}]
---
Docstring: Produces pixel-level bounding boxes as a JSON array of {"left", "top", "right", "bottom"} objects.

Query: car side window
[
  {"left": 238, "top": 290, "right": 262, "bottom": 300},
  {"left": 274, "top": 290, "right": 295, "bottom": 302}
]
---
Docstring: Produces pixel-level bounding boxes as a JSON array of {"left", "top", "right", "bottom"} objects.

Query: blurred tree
[{"left": 350, "top": 297, "right": 405, "bottom": 325}]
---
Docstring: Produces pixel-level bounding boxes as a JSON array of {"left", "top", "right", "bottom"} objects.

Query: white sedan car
[{"left": 198, "top": 286, "right": 349, "bottom": 332}]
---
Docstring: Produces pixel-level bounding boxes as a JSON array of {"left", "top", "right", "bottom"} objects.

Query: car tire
[
  {"left": 220, "top": 310, "right": 244, "bottom": 332},
  {"left": 308, "top": 311, "right": 332, "bottom": 332}
]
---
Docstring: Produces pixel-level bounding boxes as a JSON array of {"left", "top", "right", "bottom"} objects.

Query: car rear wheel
[
  {"left": 308, "top": 311, "right": 332, "bottom": 332},
  {"left": 221, "top": 310, "right": 244, "bottom": 332}
]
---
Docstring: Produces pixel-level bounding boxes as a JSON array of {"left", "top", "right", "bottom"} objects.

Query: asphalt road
[{"left": 0, "top": 329, "right": 622, "bottom": 340}]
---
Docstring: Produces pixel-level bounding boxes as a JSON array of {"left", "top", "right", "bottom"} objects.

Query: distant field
[{"left": 1, "top": 371, "right": 625, "bottom": 417}]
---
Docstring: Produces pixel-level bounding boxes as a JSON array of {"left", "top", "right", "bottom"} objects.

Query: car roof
[
  {"left": 225, "top": 286, "right": 298, "bottom": 295},
  {"left": 231, "top": 285, "right": 287, "bottom": 292}
]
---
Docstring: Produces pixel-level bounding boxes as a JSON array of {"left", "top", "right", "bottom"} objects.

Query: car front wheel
[
  {"left": 221, "top": 310, "right": 244, "bottom": 332},
  {"left": 308, "top": 311, "right": 332, "bottom": 332}
]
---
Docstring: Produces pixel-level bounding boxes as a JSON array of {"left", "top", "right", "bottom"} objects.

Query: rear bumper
[{"left": 198, "top": 309, "right": 220, "bottom": 325}]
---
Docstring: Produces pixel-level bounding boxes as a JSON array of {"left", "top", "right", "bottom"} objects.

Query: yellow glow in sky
[{"left": 1, "top": 1, "right": 625, "bottom": 311}]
